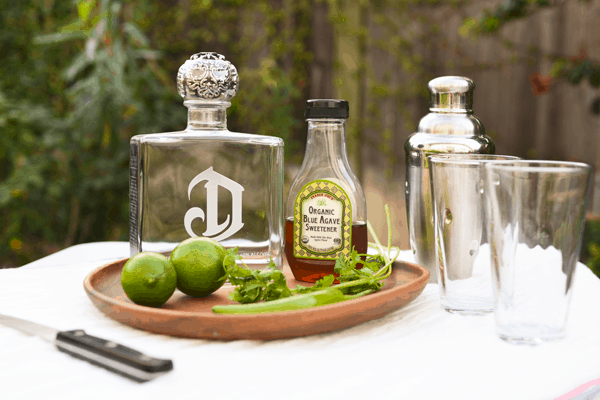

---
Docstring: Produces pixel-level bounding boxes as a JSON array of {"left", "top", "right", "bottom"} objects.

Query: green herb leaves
[
  {"left": 291, "top": 274, "right": 335, "bottom": 294},
  {"left": 225, "top": 250, "right": 291, "bottom": 304},
  {"left": 334, "top": 249, "right": 385, "bottom": 294},
  {"left": 224, "top": 247, "right": 387, "bottom": 302},
  {"left": 221, "top": 205, "right": 401, "bottom": 309}
]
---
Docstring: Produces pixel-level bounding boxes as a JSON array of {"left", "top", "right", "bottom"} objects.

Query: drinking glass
[
  {"left": 429, "top": 154, "right": 520, "bottom": 315},
  {"left": 484, "top": 160, "right": 593, "bottom": 344}
]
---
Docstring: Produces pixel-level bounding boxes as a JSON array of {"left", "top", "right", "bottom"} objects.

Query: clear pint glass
[
  {"left": 429, "top": 154, "right": 520, "bottom": 315},
  {"left": 484, "top": 160, "right": 592, "bottom": 344}
]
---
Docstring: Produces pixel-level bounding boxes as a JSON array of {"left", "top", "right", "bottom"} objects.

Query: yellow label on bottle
[{"left": 293, "top": 180, "right": 352, "bottom": 260}]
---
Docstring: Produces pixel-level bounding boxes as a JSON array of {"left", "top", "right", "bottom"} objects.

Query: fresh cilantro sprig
[
  {"left": 331, "top": 249, "right": 386, "bottom": 294},
  {"left": 224, "top": 249, "right": 291, "bottom": 304},
  {"left": 334, "top": 249, "right": 385, "bottom": 282},
  {"left": 223, "top": 205, "right": 400, "bottom": 304}
]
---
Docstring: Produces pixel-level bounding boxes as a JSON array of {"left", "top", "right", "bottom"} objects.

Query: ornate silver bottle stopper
[{"left": 176, "top": 52, "right": 239, "bottom": 105}]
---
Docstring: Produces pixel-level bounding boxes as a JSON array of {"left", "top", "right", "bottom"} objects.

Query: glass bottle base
[
  {"left": 286, "top": 257, "right": 337, "bottom": 283},
  {"left": 135, "top": 239, "right": 282, "bottom": 270},
  {"left": 284, "top": 219, "right": 367, "bottom": 283}
]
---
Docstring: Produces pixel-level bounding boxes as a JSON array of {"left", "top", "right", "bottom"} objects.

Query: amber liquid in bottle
[{"left": 285, "top": 218, "right": 368, "bottom": 282}]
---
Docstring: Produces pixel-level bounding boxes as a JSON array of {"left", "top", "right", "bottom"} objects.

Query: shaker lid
[
  {"left": 177, "top": 52, "right": 239, "bottom": 106},
  {"left": 428, "top": 76, "right": 474, "bottom": 112},
  {"left": 305, "top": 99, "right": 349, "bottom": 119}
]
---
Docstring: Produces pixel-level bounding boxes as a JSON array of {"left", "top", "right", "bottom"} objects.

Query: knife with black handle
[{"left": 0, "top": 313, "right": 173, "bottom": 382}]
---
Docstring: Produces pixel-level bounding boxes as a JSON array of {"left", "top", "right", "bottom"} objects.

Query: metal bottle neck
[{"left": 429, "top": 92, "right": 473, "bottom": 113}]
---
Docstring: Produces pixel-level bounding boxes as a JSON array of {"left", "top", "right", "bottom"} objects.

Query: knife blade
[{"left": 0, "top": 313, "right": 173, "bottom": 382}]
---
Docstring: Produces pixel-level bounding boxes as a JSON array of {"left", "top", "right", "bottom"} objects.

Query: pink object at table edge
[{"left": 555, "top": 378, "right": 600, "bottom": 400}]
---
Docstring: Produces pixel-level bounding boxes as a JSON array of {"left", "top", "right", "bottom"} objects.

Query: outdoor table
[{"left": 1, "top": 242, "right": 599, "bottom": 400}]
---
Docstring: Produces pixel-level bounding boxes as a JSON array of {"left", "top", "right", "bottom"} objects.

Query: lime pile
[{"left": 121, "top": 237, "right": 228, "bottom": 308}]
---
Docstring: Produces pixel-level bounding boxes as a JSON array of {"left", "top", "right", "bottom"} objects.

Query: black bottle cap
[{"left": 305, "top": 99, "right": 349, "bottom": 119}]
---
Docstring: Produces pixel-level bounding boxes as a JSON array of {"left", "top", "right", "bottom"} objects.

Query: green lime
[
  {"left": 170, "top": 237, "right": 227, "bottom": 297},
  {"left": 121, "top": 252, "right": 177, "bottom": 308}
]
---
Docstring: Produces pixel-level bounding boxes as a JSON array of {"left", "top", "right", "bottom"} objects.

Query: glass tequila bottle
[
  {"left": 129, "top": 52, "right": 284, "bottom": 269},
  {"left": 285, "top": 100, "right": 367, "bottom": 282}
]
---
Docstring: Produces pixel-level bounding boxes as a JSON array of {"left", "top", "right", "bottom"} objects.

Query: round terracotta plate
[{"left": 84, "top": 259, "right": 429, "bottom": 340}]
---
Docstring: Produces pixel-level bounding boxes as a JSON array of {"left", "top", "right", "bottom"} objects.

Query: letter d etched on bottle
[{"left": 184, "top": 166, "right": 244, "bottom": 242}]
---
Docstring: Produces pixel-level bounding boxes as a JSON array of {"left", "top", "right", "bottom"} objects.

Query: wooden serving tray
[{"left": 83, "top": 258, "right": 429, "bottom": 340}]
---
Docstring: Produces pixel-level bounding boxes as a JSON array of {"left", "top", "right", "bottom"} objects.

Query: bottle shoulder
[
  {"left": 286, "top": 165, "right": 366, "bottom": 214},
  {"left": 289, "top": 158, "right": 363, "bottom": 189},
  {"left": 131, "top": 130, "right": 284, "bottom": 147},
  {"left": 416, "top": 112, "right": 486, "bottom": 136},
  {"left": 405, "top": 132, "right": 495, "bottom": 155}
]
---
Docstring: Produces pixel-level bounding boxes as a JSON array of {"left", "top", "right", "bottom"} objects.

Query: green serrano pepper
[{"left": 212, "top": 288, "right": 373, "bottom": 314}]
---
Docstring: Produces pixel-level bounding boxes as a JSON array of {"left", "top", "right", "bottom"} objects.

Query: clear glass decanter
[
  {"left": 285, "top": 100, "right": 367, "bottom": 282},
  {"left": 129, "top": 52, "right": 284, "bottom": 269}
]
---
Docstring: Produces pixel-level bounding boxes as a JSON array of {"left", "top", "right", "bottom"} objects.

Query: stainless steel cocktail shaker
[{"left": 405, "top": 76, "right": 495, "bottom": 282}]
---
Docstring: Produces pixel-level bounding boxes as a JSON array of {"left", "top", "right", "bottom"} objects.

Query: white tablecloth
[{"left": 1, "top": 242, "right": 600, "bottom": 400}]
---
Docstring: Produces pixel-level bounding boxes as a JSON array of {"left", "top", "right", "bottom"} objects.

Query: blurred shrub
[
  {"left": 4, "top": 0, "right": 595, "bottom": 267},
  {"left": 582, "top": 217, "right": 600, "bottom": 279},
  {"left": 0, "top": 0, "right": 309, "bottom": 266}
]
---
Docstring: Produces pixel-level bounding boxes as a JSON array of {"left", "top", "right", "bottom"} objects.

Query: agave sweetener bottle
[
  {"left": 285, "top": 100, "right": 367, "bottom": 283},
  {"left": 405, "top": 76, "right": 495, "bottom": 283}
]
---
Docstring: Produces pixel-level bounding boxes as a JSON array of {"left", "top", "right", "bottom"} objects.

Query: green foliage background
[
  {"left": 582, "top": 219, "right": 600, "bottom": 279},
  {"left": 1, "top": 0, "right": 599, "bottom": 268},
  {"left": 0, "top": 0, "right": 313, "bottom": 266}
]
